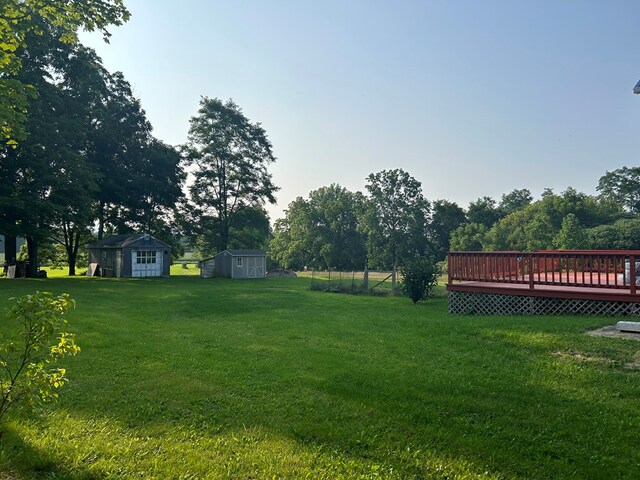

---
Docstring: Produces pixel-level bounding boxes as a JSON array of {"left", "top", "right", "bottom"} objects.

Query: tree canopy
[
  {"left": 0, "top": 20, "right": 184, "bottom": 275},
  {"left": 270, "top": 185, "right": 365, "bottom": 270},
  {"left": 0, "top": 0, "right": 130, "bottom": 145},
  {"left": 597, "top": 167, "right": 640, "bottom": 214},
  {"left": 183, "top": 97, "right": 278, "bottom": 253},
  {"left": 361, "top": 169, "right": 430, "bottom": 288}
]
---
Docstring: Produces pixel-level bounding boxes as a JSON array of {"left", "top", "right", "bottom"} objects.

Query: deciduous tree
[
  {"left": 361, "top": 169, "right": 430, "bottom": 290},
  {"left": 597, "top": 166, "right": 640, "bottom": 214},
  {"left": 269, "top": 185, "right": 365, "bottom": 270},
  {"left": 183, "top": 97, "right": 278, "bottom": 252},
  {"left": 429, "top": 199, "right": 466, "bottom": 260},
  {"left": 467, "top": 196, "right": 501, "bottom": 228}
]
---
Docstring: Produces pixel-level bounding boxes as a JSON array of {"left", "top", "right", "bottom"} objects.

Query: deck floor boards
[{"left": 448, "top": 273, "right": 640, "bottom": 302}]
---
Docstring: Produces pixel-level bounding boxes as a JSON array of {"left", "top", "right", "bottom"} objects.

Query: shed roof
[
  {"left": 226, "top": 249, "right": 266, "bottom": 256},
  {"left": 88, "top": 234, "right": 170, "bottom": 250},
  {"left": 201, "top": 249, "right": 267, "bottom": 263}
]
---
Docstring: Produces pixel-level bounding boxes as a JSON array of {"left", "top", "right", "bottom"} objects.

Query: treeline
[
  {"left": 3, "top": 3, "right": 639, "bottom": 279},
  {"left": 269, "top": 167, "right": 640, "bottom": 271},
  {"left": 0, "top": 8, "right": 278, "bottom": 276},
  {"left": 0, "top": 18, "right": 183, "bottom": 276}
]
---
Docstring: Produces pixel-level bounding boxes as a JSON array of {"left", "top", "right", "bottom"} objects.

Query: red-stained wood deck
[
  {"left": 447, "top": 251, "right": 640, "bottom": 303},
  {"left": 449, "top": 280, "right": 640, "bottom": 302}
]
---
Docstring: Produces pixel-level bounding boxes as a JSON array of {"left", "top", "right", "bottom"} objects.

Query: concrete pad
[{"left": 617, "top": 321, "right": 640, "bottom": 333}]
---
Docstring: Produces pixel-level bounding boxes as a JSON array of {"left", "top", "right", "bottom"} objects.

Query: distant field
[
  {"left": 0, "top": 276, "right": 638, "bottom": 478},
  {"left": 40, "top": 263, "right": 201, "bottom": 278}
]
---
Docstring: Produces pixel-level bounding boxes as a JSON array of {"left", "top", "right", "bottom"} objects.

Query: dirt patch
[
  {"left": 552, "top": 350, "right": 615, "bottom": 366},
  {"left": 266, "top": 269, "right": 297, "bottom": 278},
  {"left": 586, "top": 325, "right": 640, "bottom": 341}
]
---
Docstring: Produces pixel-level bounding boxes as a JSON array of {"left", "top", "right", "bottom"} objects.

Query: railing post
[
  {"left": 631, "top": 255, "right": 636, "bottom": 295},
  {"left": 528, "top": 254, "right": 534, "bottom": 290},
  {"left": 447, "top": 253, "right": 452, "bottom": 284}
]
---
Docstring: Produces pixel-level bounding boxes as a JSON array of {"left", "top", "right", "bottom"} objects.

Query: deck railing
[{"left": 448, "top": 250, "right": 640, "bottom": 294}]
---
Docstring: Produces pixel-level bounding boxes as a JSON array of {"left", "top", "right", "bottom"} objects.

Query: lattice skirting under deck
[{"left": 448, "top": 291, "right": 640, "bottom": 316}]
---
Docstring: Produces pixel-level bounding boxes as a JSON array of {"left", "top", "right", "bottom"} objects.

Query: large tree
[
  {"left": 467, "top": 196, "right": 501, "bottom": 228},
  {"left": 0, "top": 0, "right": 130, "bottom": 145},
  {"left": 269, "top": 185, "right": 366, "bottom": 270},
  {"left": 0, "top": 24, "right": 101, "bottom": 276},
  {"left": 498, "top": 188, "right": 533, "bottom": 217},
  {"left": 1, "top": 21, "right": 183, "bottom": 275},
  {"left": 361, "top": 169, "right": 430, "bottom": 290},
  {"left": 428, "top": 199, "right": 466, "bottom": 261},
  {"left": 597, "top": 166, "right": 640, "bottom": 214},
  {"left": 183, "top": 97, "right": 278, "bottom": 252}
]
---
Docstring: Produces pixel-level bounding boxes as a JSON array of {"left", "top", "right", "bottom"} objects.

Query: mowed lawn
[{"left": 0, "top": 275, "right": 639, "bottom": 479}]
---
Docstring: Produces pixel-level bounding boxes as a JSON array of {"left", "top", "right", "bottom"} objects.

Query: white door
[
  {"left": 131, "top": 250, "right": 162, "bottom": 277},
  {"left": 247, "top": 256, "right": 264, "bottom": 278}
]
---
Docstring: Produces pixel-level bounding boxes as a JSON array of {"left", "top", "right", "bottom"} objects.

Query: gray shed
[
  {"left": 87, "top": 234, "right": 171, "bottom": 278},
  {"left": 199, "top": 249, "right": 266, "bottom": 279}
]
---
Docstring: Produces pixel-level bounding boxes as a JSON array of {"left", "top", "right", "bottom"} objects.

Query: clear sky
[{"left": 80, "top": 0, "right": 640, "bottom": 222}]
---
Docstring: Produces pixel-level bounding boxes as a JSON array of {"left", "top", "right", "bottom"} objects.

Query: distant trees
[
  {"left": 467, "top": 196, "right": 501, "bottom": 228},
  {"left": 597, "top": 167, "right": 640, "bottom": 214},
  {"left": 471, "top": 188, "right": 620, "bottom": 252},
  {"left": 553, "top": 214, "right": 587, "bottom": 249},
  {"left": 270, "top": 185, "right": 365, "bottom": 270},
  {"left": 450, "top": 223, "right": 487, "bottom": 251},
  {"left": 182, "top": 98, "right": 278, "bottom": 254},
  {"left": 499, "top": 188, "right": 533, "bottom": 217},
  {"left": 429, "top": 200, "right": 466, "bottom": 261}
]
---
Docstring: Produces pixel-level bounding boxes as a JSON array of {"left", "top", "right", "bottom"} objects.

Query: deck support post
[
  {"left": 528, "top": 254, "right": 534, "bottom": 290},
  {"left": 631, "top": 255, "right": 636, "bottom": 295}
]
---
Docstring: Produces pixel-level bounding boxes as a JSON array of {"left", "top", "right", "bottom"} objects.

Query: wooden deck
[
  {"left": 447, "top": 251, "right": 640, "bottom": 315},
  {"left": 449, "top": 279, "right": 640, "bottom": 302}
]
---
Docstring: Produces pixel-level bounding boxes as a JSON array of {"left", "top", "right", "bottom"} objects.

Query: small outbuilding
[
  {"left": 199, "top": 249, "right": 266, "bottom": 279},
  {"left": 87, "top": 233, "right": 171, "bottom": 278}
]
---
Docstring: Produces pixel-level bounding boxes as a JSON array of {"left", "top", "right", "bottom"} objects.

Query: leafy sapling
[{"left": 0, "top": 292, "right": 80, "bottom": 426}]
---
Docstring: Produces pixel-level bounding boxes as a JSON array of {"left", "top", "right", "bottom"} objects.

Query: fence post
[
  {"left": 631, "top": 255, "right": 636, "bottom": 295},
  {"left": 363, "top": 265, "right": 369, "bottom": 290},
  {"left": 528, "top": 254, "right": 534, "bottom": 290}
]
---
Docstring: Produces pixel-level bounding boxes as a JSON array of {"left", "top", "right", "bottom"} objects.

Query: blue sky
[{"left": 80, "top": 1, "right": 640, "bottom": 221}]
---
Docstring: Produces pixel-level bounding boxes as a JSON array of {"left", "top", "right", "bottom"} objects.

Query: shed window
[
  {"left": 236, "top": 257, "right": 243, "bottom": 267},
  {"left": 136, "top": 251, "right": 157, "bottom": 264}
]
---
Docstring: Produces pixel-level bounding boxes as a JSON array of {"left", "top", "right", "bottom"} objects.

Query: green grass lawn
[{"left": 0, "top": 276, "right": 639, "bottom": 479}]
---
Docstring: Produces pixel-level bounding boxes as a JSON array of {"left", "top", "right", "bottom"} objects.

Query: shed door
[
  {"left": 131, "top": 250, "right": 162, "bottom": 277},
  {"left": 247, "top": 256, "right": 264, "bottom": 278}
]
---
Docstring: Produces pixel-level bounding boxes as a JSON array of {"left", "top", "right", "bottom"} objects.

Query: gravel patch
[{"left": 587, "top": 324, "right": 640, "bottom": 341}]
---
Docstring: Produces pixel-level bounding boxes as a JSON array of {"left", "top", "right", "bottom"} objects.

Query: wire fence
[{"left": 304, "top": 269, "right": 397, "bottom": 295}]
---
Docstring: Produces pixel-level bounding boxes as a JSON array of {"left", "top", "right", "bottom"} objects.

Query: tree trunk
[
  {"left": 4, "top": 235, "right": 16, "bottom": 264},
  {"left": 98, "top": 201, "right": 105, "bottom": 240},
  {"left": 64, "top": 227, "right": 81, "bottom": 276},
  {"left": 67, "top": 251, "right": 77, "bottom": 276},
  {"left": 26, "top": 236, "right": 39, "bottom": 278},
  {"left": 220, "top": 219, "right": 229, "bottom": 251}
]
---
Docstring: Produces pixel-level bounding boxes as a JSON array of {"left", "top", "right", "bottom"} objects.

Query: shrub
[
  {"left": 0, "top": 292, "right": 80, "bottom": 423},
  {"left": 400, "top": 256, "right": 440, "bottom": 304}
]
